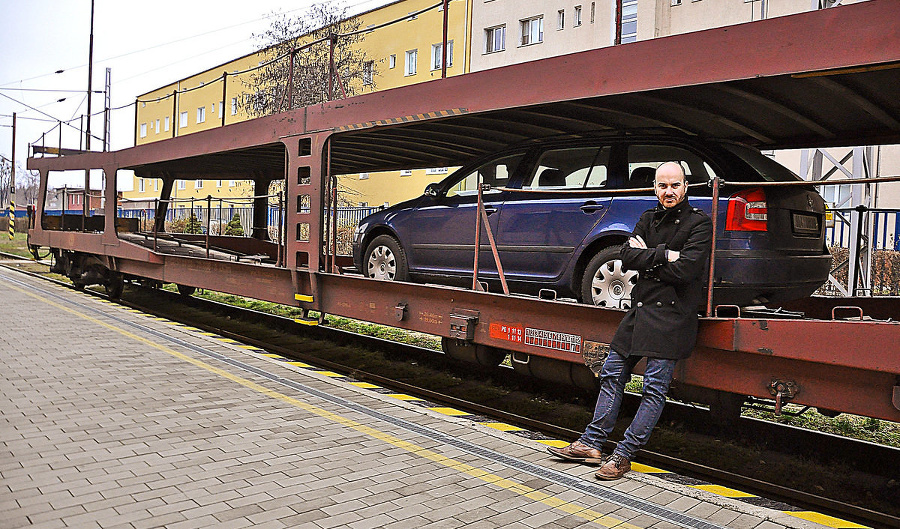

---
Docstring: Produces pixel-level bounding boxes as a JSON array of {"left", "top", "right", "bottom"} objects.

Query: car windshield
[{"left": 718, "top": 142, "right": 802, "bottom": 182}]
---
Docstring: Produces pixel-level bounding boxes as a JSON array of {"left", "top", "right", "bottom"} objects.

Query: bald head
[{"left": 655, "top": 162, "right": 688, "bottom": 209}]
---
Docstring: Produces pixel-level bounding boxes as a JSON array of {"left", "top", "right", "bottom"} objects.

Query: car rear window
[
  {"left": 717, "top": 142, "right": 802, "bottom": 182},
  {"left": 626, "top": 144, "right": 715, "bottom": 186}
]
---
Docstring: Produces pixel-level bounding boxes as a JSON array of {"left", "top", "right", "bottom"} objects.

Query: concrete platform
[{"left": 0, "top": 266, "right": 866, "bottom": 529}]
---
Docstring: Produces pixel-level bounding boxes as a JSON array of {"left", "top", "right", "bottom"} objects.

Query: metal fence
[
  {"left": 822, "top": 207, "right": 900, "bottom": 297},
  {"left": 826, "top": 208, "right": 900, "bottom": 251},
  {"left": 111, "top": 204, "right": 382, "bottom": 238}
]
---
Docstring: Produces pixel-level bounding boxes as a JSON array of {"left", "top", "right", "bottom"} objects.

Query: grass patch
[{"left": 0, "top": 232, "right": 33, "bottom": 258}]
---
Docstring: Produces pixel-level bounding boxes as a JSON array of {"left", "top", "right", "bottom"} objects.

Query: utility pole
[
  {"left": 84, "top": 0, "right": 95, "bottom": 223},
  {"left": 8, "top": 113, "right": 15, "bottom": 240},
  {"left": 86, "top": 0, "right": 95, "bottom": 152}
]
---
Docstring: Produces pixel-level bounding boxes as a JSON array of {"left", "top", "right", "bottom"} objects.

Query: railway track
[{"left": 2, "top": 253, "right": 898, "bottom": 528}]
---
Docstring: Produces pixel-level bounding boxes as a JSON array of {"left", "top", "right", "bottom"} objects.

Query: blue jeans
[{"left": 578, "top": 350, "right": 677, "bottom": 460}]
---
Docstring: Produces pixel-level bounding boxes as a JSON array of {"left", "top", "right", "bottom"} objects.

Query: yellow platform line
[
  {"left": 630, "top": 462, "right": 669, "bottom": 474},
  {"left": 387, "top": 394, "right": 423, "bottom": 401},
  {"left": 428, "top": 407, "right": 471, "bottom": 417},
  {"left": 259, "top": 353, "right": 284, "bottom": 358},
  {"left": 482, "top": 422, "right": 524, "bottom": 432},
  {"left": 690, "top": 484, "right": 756, "bottom": 498},
  {"left": 350, "top": 382, "right": 381, "bottom": 389},
  {"left": 536, "top": 439, "right": 570, "bottom": 448},
  {"left": 786, "top": 512, "right": 869, "bottom": 528},
  {"left": 9, "top": 281, "right": 644, "bottom": 529},
  {"left": 313, "top": 370, "right": 345, "bottom": 378},
  {"left": 287, "top": 361, "right": 313, "bottom": 368}
]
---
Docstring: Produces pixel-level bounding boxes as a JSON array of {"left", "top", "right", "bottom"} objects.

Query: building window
[
  {"left": 139, "top": 179, "right": 145, "bottom": 193},
  {"left": 520, "top": 16, "right": 544, "bottom": 46},
  {"left": 405, "top": 49, "right": 417, "bottom": 76},
  {"left": 218, "top": 101, "right": 224, "bottom": 118},
  {"left": 389, "top": 54, "right": 396, "bottom": 69},
  {"left": 231, "top": 97, "right": 238, "bottom": 115},
  {"left": 574, "top": 5, "right": 583, "bottom": 26},
  {"left": 425, "top": 167, "right": 449, "bottom": 175},
  {"left": 139, "top": 123, "right": 147, "bottom": 138},
  {"left": 197, "top": 106, "right": 206, "bottom": 124},
  {"left": 621, "top": 0, "right": 638, "bottom": 43},
  {"left": 671, "top": 0, "right": 682, "bottom": 5},
  {"left": 164, "top": 116, "right": 170, "bottom": 131},
  {"left": 195, "top": 179, "right": 202, "bottom": 189},
  {"left": 363, "top": 61, "right": 374, "bottom": 85},
  {"left": 359, "top": 173, "right": 370, "bottom": 180},
  {"left": 155, "top": 180, "right": 159, "bottom": 191},
  {"left": 358, "top": 202, "right": 368, "bottom": 207},
  {"left": 177, "top": 180, "right": 186, "bottom": 190},
  {"left": 180, "top": 111, "right": 188, "bottom": 128},
  {"left": 155, "top": 119, "right": 160, "bottom": 133},
  {"left": 217, "top": 180, "right": 223, "bottom": 188},
  {"left": 211, "top": 102, "right": 216, "bottom": 115},
  {"left": 229, "top": 180, "right": 236, "bottom": 187},
  {"left": 400, "top": 169, "right": 413, "bottom": 177},
  {"left": 591, "top": 2, "right": 596, "bottom": 23},
  {"left": 557, "top": 10, "right": 565, "bottom": 30},
  {"left": 485, "top": 25, "right": 506, "bottom": 53},
  {"left": 431, "top": 41, "right": 453, "bottom": 70}
]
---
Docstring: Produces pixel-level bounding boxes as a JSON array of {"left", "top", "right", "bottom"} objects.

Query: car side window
[
  {"left": 626, "top": 144, "right": 715, "bottom": 187},
  {"left": 523, "top": 146, "right": 610, "bottom": 190},
  {"left": 445, "top": 153, "right": 524, "bottom": 198}
]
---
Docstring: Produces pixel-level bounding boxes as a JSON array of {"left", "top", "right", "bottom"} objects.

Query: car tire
[
  {"left": 364, "top": 235, "right": 409, "bottom": 282},
  {"left": 581, "top": 246, "right": 639, "bottom": 309}
]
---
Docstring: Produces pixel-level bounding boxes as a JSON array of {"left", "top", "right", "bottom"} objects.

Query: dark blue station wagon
[{"left": 352, "top": 132, "right": 832, "bottom": 308}]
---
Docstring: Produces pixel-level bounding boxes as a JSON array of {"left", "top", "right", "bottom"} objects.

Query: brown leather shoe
[
  {"left": 547, "top": 441, "right": 604, "bottom": 463},
  {"left": 594, "top": 453, "right": 631, "bottom": 480}
]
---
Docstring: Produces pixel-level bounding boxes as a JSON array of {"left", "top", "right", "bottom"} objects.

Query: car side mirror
[{"left": 424, "top": 183, "right": 441, "bottom": 197}]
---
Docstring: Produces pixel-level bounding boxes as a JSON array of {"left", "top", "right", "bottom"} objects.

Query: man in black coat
[{"left": 549, "top": 161, "right": 713, "bottom": 480}]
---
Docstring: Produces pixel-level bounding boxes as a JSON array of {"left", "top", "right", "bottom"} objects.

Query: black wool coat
[{"left": 609, "top": 200, "right": 713, "bottom": 360}]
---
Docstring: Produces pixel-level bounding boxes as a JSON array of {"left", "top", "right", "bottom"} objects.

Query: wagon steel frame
[{"left": 28, "top": 0, "right": 900, "bottom": 422}]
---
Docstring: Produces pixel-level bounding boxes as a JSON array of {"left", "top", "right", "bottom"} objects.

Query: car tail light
[{"left": 726, "top": 187, "right": 767, "bottom": 231}]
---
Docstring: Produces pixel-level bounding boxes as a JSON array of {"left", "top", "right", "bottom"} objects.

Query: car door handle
[
  {"left": 580, "top": 201, "right": 604, "bottom": 213},
  {"left": 484, "top": 206, "right": 498, "bottom": 215}
]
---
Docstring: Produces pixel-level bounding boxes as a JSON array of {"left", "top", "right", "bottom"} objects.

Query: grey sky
[{"left": 0, "top": 0, "right": 394, "bottom": 170}]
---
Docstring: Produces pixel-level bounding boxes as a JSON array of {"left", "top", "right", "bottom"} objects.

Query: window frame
[
  {"left": 404, "top": 49, "right": 418, "bottom": 76},
  {"left": 520, "top": 16, "right": 544, "bottom": 46},
  {"left": 484, "top": 25, "right": 506, "bottom": 53}
]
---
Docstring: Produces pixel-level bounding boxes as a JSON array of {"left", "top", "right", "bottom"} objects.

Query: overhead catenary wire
[{"left": 0, "top": 0, "right": 401, "bottom": 88}]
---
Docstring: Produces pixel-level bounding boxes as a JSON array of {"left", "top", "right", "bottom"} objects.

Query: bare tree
[
  {"left": 0, "top": 159, "right": 9, "bottom": 207},
  {"left": 22, "top": 168, "right": 41, "bottom": 205},
  {"left": 243, "top": 2, "right": 375, "bottom": 116}
]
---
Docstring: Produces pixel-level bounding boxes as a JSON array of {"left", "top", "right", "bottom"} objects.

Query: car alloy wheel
[
  {"left": 591, "top": 258, "right": 638, "bottom": 309},
  {"left": 582, "top": 247, "right": 639, "bottom": 309},
  {"left": 367, "top": 244, "right": 397, "bottom": 280}
]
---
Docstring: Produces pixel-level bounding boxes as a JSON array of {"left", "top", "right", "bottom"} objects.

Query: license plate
[{"left": 792, "top": 212, "right": 820, "bottom": 234}]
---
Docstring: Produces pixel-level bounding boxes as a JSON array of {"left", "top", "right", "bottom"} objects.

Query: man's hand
[
  {"left": 628, "top": 235, "right": 647, "bottom": 249},
  {"left": 666, "top": 250, "right": 680, "bottom": 262}
]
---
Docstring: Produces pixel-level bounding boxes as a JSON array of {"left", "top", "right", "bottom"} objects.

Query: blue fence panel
[{"left": 826, "top": 209, "right": 899, "bottom": 251}]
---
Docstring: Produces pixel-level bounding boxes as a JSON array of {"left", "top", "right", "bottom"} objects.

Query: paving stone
[{"left": 0, "top": 270, "right": 822, "bottom": 529}]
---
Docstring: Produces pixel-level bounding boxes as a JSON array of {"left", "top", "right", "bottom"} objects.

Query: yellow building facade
[{"left": 126, "top": 0, "right": 474, "bottom": 209}]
